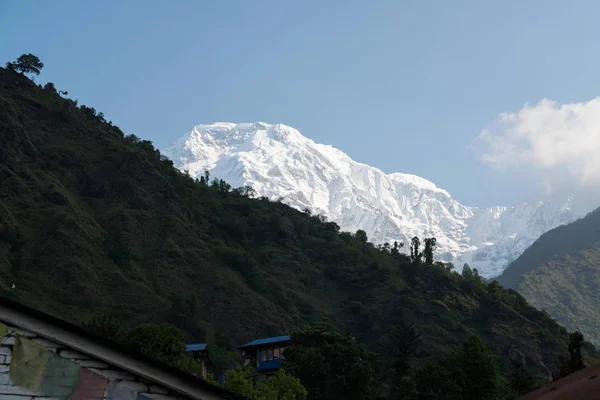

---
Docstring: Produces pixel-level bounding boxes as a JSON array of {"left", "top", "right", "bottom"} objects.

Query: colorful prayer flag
[
  {"left": 69, "top": 367, "right": 109, "bottom": 400},
  {"left": 0, "top": 322, "right": 7, "bottom": 341},
  {"left": 10, "top": 335, "right": 51, "bottom": 391},
  {"left": 11, "top": 335, "right": 81, "bottom": 399},
  {"left": 39, "top": 350, "right": 81, "bottom": 399}
]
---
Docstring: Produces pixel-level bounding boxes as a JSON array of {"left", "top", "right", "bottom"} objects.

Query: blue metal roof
[
  {"left": 185, "top": 343, "right": 208, "bottom": 352},
  {"left": 237, "top": 335, "right": 291, "bottom": 349}
]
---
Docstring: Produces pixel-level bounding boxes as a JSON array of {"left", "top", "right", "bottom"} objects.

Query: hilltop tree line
[
  {"left": 84, "top": 311, "right": 591, "bottom": 400},
  {"left": 3, "top": 53, "right": 597, "bottom": 400}
]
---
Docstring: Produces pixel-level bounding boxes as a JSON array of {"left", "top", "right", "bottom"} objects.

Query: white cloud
[{"left": 471, "top": 97, "right": 600, "bottom": 207}]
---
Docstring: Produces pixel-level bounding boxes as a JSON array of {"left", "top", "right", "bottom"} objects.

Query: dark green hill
[
  {"left": 497, "top": 207, "right": 600, "bottom": 345},
  {"left": 0, "top": 66, "right": 594, "bottom": 380}
]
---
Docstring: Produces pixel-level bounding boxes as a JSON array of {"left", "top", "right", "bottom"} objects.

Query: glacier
[{"left": 161, "top": 122, "right": 581, "bottom": 278}]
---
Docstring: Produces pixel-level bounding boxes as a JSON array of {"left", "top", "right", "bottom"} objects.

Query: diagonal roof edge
[{"left": 0, "top": 296, "right": 246, "bottom": 400}]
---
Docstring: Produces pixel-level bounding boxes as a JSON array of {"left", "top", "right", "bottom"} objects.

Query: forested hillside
[
  {"left": 0, "top": 62, "right": 595, "bottom": 389},
  {"left": 498, "top": 207, "right": 600, "bottom": 346}
]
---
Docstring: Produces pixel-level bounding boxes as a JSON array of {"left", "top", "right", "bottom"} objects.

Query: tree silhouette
[
  {"left": 389, "top": 321, "right": 428, "bottom": 379},
  {"left": 391, "top": 241, "right": 403, "bottom": 256},
  {"left": 423, "top": 237, "right": 437, "bottom": 264},
  {"left": 355, "top": 229, "right": 368, "bottom": 243},
  {"left": 410, "top": 237, "right": 421, "bottom": 264},
  {"left": 568, "top": 331, "right": 586, "bottom": 373},
  {"left": 6, "top": 54, "right": 44, "bottom": 76}
]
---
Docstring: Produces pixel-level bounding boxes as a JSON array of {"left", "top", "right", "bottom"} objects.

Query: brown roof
[{"left": 516, "top": 362, "right": 600, "bottom": 400}]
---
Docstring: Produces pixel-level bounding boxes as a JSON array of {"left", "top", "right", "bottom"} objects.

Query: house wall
[{"left": 0, "top": 323, "right": 191, "bottom": 400}]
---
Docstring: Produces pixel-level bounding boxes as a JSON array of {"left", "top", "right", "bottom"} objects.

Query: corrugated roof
[
  {"left": 237, "top": 335, "right": 291, "bottom": 349},
  {"left": 516, "top": 362, "right": 600, "bottom": 400},
  {"left": 185, "top": 343, "right": 207, "bottom": 352}
]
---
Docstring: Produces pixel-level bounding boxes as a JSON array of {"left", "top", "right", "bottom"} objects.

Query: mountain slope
[
  {"left": 162, "top": 122, "right": 581, "bottom": 278},
  {"left": 497, "top": 207, "right": 600, "bottom": 345},
  {"left": 0, "top": 67, "right": 593, "bottom": 380}
]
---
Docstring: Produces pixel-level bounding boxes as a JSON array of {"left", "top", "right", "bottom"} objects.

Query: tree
[
  {"left": 233, "top": 185, "right": 257, "bottom": 198},
  {"left": 423, "top": 238, "right": 437, "bottom": 265},
  {"left": 508, "top": 349, "right": 538, "bottom": 396},
  {"left": 224, "top": 366, "right": 258, "bottom": 398},
  {"left": 568, "top": 331, "right": 586, "bottom": 373},
  {"left": 124, "top": 322, "right": 186, "bottom": 364},
  {"left": 209, "top": 345, "right": 242, "bottom": 375},
  {"left": 82, "top": 311, "right": 123, "bottom": 339},
  {"left": 283, "top": 327, "right": 387, "bottom": 400},
  {"left": 487, "top": 280, "right": 502, "bottom": 301},
  {"left": 461, "top": 264, "right": 474, "bottom": 279},
  {"left": 415, "top": 355, "right": 463, "bottom": 400},
  {"left": 391, "top": 241, "right": 403, "bottom": 256},
  {"left": 257, "top": 368, "right": 308, "bottom": 400},
  {"left": 355, "top": 229, "right": 368, "bottom": 243},
  {"left": 223, "top": 366, "right": 307, "bottom": 400},
  {"left": 388, "top": 322, "right": 428, "bottom": 394},
  {"left": 415, "top": 335, "right": 510, "bottom": 400},
  {"left": 43, "top": 82, "right": 57, "bottom": 93},
  {"left": 168, "top": 294, "right": 205, "bottom": 340},
  {"left": 410, "top": 237, "right": 421, "bottom": 264},
  {"left": 6, "top": 54, "right": 44, "bottom": 76}
]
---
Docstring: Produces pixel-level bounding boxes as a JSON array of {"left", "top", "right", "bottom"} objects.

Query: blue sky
[{"left": 2, "top": 0, "right": 600, "bottom": 208}]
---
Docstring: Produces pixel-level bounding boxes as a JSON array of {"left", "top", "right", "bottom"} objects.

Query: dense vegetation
[
  {"left": 1, "top": 56, "right": 599, "bottom": 398},
  {"left": 497, "top": 207, "right": 600, "bottom": 346}
]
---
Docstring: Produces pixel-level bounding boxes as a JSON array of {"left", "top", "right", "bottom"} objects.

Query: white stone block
[
  {"left": 0, "top": 383, "right": 39, "bottom": 396},
  {"left": 101, "top": 369, "right": 135, "bottom": 380},
  {"left": 2, "top": 337, "right": 15, "bottom": 345},
  {"left": 31, "top": 337, "right": 61, "bottom": 348},
  {"left": 0, "top": 373, "right": 9, "bottom": 384},
  {"left": 149, "top": 384, "right": 170, "bottom": 394},
  {"left": 0, "top": 366, "right": 9, "bottom": 373},
  {"left": 138, "top": 394, "right": 179, "bottom": 400},
  {"left": 77, "top": 359, "right": 110, "bottom": 369},
  {"left": 0, "top": 346, "right": 12, "bottom": 356},
  {"left": 116, "top": 380, "right": 148, "bottom": 392},
  {"left": 0, "top": 395, "right": 33, "bottom": 400},
  {"left": 59, "top": 349, "right": 90, "bottom": 360}
]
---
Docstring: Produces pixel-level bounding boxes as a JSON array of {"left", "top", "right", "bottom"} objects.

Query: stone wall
[{"left": 0, "top": 324, "right": 190, "bottom": 400}]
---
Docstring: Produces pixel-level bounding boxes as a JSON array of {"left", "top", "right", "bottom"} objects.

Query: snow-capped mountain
[{"left": 162, "top": 122, "right": 582, "bottom": 278}]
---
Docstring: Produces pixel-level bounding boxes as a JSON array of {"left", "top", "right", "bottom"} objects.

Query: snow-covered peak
[
  {"left": 162, "top": 122, "right": 583, "bottom": 278},
  {"left": 388, "top": 173, "right": 452, "bottom": 198}
]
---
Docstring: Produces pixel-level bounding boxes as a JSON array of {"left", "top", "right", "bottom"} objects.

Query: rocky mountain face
[{"left": 162, "top": 122, "right": 581, "bottom": 278}]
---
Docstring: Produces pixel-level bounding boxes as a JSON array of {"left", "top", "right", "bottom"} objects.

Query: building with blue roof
[
  {"left": 185, "top": 343, "right": 210, "bottom": 378},
  {"left": 237, "top": 335, "right": 291, "bottom": 376},
  {"left": 186, "top": 343, "right": 208, "bottom": 352}
]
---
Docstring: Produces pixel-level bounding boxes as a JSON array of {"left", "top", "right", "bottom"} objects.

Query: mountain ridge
[
  {"left": 0, "top": 66, "right": 588, "bottom": 382},
  {"left": 496, "top": 207, "right": 600, "bottom": 345},
  {"left": 163, "top": 122, "right": 582, "bottom": 278}
]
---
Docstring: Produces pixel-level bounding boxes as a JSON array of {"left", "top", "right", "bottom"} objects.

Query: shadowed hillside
[
  {"left": 0, "top": 65, "right": 595, "bottom": 382},
  {"left": 497, "top": 207, "right": 600, "bottom": 345}
]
